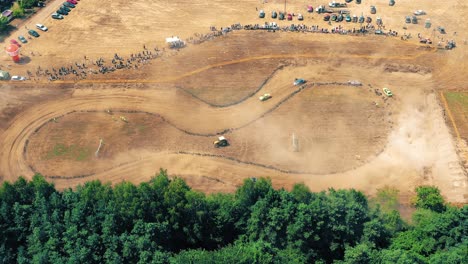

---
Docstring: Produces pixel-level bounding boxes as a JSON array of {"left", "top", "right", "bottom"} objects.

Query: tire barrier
[
  {"left": 28, "top": 80, "right": 364, "bottom": 138},
  {"left": 175, "top": 64, "right": 288, "bottom": 108}
]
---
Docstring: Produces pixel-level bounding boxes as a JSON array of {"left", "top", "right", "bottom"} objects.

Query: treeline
[
  {"left": 0, "top": 170, "right": 466, "bottom": 263},
  {"left": 0, "top": 0, "right": 44, "bottom": 33}
]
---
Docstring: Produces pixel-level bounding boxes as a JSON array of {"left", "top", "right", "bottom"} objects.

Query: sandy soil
[{"left": 0, "top": 0, "right": 466, "bottom": 203}]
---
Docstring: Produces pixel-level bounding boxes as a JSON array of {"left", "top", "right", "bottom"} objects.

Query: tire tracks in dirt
[
  {"left": 22, "top": 81, "right": 368, "bottom": 180},
  {"left": 1, "top": 48, "right": 436, "bottom": 187}
]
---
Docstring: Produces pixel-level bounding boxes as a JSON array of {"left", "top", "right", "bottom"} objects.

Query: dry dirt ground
[{"left": 0, "top": 0, "right": 466, "bottom": 203}]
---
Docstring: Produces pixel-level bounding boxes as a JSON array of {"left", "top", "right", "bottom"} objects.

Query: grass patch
[
  {"left": 45, "top": 143, "right": 91, "bottom": 161},
  {"left": 445, "top": 92, "right": 468, "bottom": 112},
  {"left": 444, "top": 91, "right": 468, "bottom": 140}
]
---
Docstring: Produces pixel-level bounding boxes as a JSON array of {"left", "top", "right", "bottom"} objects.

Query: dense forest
[{"left": 0, "top": 170, "right": 466, "bottom": 263}]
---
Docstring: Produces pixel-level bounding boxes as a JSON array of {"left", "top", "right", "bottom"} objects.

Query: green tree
[
  {"left": 235, "top": 178, "right": 274, "bottom": 232},
  {"left": 291, "top": 183, "right": 313, "bottom": 203},
  {"left": 18, "top": 0, "right": 38, "bottom": 9},
  {"left": 0, "top": 16, "right": 9, "bottom": 32},
  {"left": 381, "top": 209, "right": 407, "bottom": 234},
  {"left": 322, "top": 189, "right": 370, "bottom": 261},
  {"left": 0, "top": 1, "right": 15, "bottom": 11},
  {"left": 429, "top": 242, "right": 468, "bottom": 264},
  {"left": 137, "top": 171, "right": 170, "bottom": 222},
  {"left": 413, "top": 186, "right": 446, "bottom": 212},
  {"left": 247, "top": 189, "right": 296, "bottom": 248},
  {"left": 12, "top": 2, "right": 25, "bottom": 18},
  {"left": 378, "top": 249, "right": 427, "bottom": 264},
  {"left": 361, "top": 217, "right": 390, "bottom": 248},
  {"left": 170, "top": 240, "right": 296, "bottom": 264},
  {"left": 0, "top": 173, "right": 465, "bottom": 263},
  {"left": 341, "top": 243, "right": 377, "bottom": 264},
  {"left": 286, "top": 193, "right": 329, "bottom": 261},
  {"left": 206, "top": 193, "right": 239, "bottom": 247},
  {"left": 113, "top": 181, "right": 142, "bottom": 229},
  {"left": 391, "top": 206, "right": 467, "bottom": 257}
]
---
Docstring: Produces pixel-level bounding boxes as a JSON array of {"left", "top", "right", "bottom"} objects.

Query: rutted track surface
[
  {"left": 20, "top": 78, "right": 374, "bottom": 179},
  {"left": 2, "top": 41, "right": 413, "bottom": 183},
  {"left": 2, "top": 33, "right": 462, "bottom": 200}
]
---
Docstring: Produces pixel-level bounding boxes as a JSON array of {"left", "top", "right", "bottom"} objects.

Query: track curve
[
  {"left": 20, "top": 80, "right": 372, "bottom": 178},
  {"left": 1, "top": 48, "right": 437, "bottom": 186}
]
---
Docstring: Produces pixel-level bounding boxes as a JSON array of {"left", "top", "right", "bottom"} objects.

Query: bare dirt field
[{"left": 0, "top": 0, "right": 466, "bottom": 203}]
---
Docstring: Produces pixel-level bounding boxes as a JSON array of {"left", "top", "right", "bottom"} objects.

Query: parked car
[
  {"left": 271, "top": 11, "right": 277, "bottom": 19},
  {"left": 63, "top": 2, "right": 75, "bottom": 8},
  {"left": 57, "top": 9, "right": 68, "bottom": 15},
  {"left": 411, "top": 16, "right": 418, "bottom": 24},
  {"left": 259, "top": 10, "right": 265, "bottom": 18},
  {"left": 287, "top": 13, "right": 293, "bottom": 21},
  {"left": 36, "top": 23, "right": 48, "bottom": 31},
  {"left": 51, "top": 13, "right": 64, "bottom": 19},
  {"left": 345, "top": 14, "right": 351, "bottom": 22},
  {"left": 37, "top": 1, "right": 45, "bottom": 7},
  {"left": 359, "top": 15, "right": 365, "bottom": 23},
  {"left": 61, "top": 5, "right": 71, "bottom": 12},
  {"left": 10, "top": 39, "right": 21, "bottom": 47},
  {"left": 297, "top": 13, "right": 303, "bottom": 20},
  {"left": 278, "top": 12, "right": 285, "bottom": 20},
  {"left": 376, "top": 17, "right": 382, "bottom": 25},
  {"left": 67, "top": 0, "right": 78, "bottom": 4},
  {"left": 28, "top": 29, "right": 40, "bottom": 37},
  {"left": 11, "top": 76, "right": 27, "bottom": 81},
  {"left": 18, "top": 35, "right": 27, "bottom": 43},
  {"left": 405, "top": 16, "right": 411, "bottom": 23}
]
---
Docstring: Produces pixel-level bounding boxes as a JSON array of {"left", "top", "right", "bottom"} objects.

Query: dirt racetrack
[{"left": 0, "top": 0, "right": 466, "bottom": 203}]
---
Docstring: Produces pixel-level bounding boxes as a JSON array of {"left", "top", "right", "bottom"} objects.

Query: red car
[
  {"left": 10, "top": 39, "right": 21, "bottom": 47},
  {"left": 67, "top": 0, "right": 77, "bottom": 4},
  {"left": 287, "top": 13, "right": 293, "bottom": 20}
]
